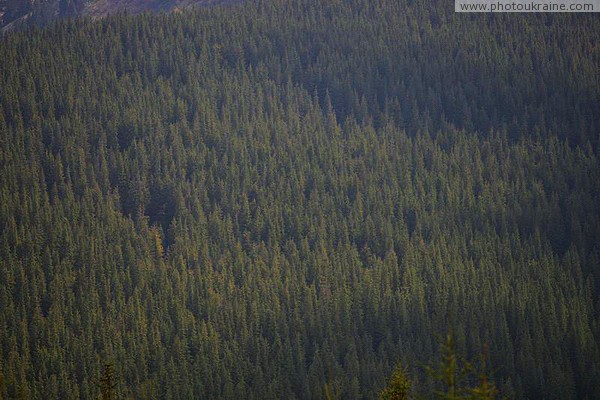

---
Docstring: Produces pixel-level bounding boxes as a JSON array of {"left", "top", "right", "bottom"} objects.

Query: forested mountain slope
[
  {"left": 0, "top": 0, "right": 236, "bottom": 32},
  {"left": 0, "top": 0, "right": 599, "bottom": 398}
]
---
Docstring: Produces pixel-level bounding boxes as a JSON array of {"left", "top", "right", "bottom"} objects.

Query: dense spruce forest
[{"left": 1, "top": 0, "right": 599, "bottom": 398}]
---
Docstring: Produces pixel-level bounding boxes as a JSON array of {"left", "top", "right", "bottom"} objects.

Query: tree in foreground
[
  {"left": 467, "top": 344, "right": 498, "bottom": 400},
  {"left": 425, "top": 330, "right": 472, "bottom": 399},
  {"left": 381, "top": 330, "right": 498, "bottom": 400},
  {"left": 380, "top": 364, "right": 412, "bottom": 400}
]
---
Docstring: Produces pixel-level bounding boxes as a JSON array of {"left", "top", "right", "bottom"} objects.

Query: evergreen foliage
[
  {"left": 382, "top": 331, "right": 499, "bottom": 400},
  {"left": 380, "top": 365, "right": 411, "bottom": 400},
  {"left": 0, "top": 0, "right": 599, "bottom": 398}
]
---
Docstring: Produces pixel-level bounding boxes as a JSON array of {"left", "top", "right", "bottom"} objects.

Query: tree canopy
[{"left": 0, "top": 1, "right": 599, "bottom": 398}]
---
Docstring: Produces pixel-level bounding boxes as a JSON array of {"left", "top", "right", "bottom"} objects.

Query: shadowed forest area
[{"left": 0, "top": 0, "right": 599, "bottom": 398}]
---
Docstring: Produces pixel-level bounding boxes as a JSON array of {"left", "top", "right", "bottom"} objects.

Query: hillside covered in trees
[
  {"left": 0, "top": 0, "right": 235, "bottom": 32},
  {"left": 0, "top": 0, "right": 599, "bottom": 398}
]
